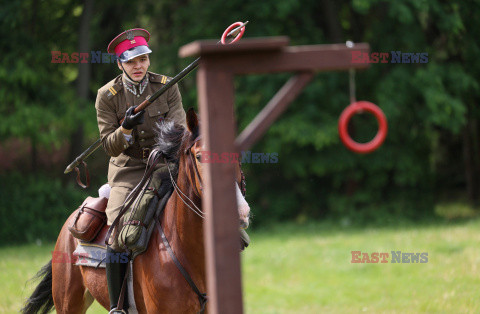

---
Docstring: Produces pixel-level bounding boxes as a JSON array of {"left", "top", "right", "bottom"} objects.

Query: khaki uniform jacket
[{"left": 95, "top": 71, "right": 186, "bottom": 189}]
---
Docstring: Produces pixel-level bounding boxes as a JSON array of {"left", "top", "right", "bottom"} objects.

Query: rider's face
[{"left": 118, "top": 54, "right": 150, "bottom": 82}]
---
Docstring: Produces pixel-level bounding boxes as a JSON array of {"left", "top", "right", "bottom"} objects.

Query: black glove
[{"left": 122, "top": 106, "right": 145, "bottom": 130}]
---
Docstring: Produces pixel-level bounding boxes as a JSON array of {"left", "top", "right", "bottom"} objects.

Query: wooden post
[{"left": 197, "top": 59, "right": 243, "bottom": 314}]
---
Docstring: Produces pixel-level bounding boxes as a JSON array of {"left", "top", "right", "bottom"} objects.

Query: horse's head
[
  {"left": 156, "top": 108, "right": 251, "bottom": 229},
  {"left": 183, "top": 109, "right": 251, "bottom": 229}
]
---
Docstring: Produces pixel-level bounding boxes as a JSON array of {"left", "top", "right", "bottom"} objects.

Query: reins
[
  {"left": 156, "top": 222, "right": 207, "bottom": 313},
  {"left": 165, "top": 136, "right": 206, "bottom": 219},
  {"left": 105, "top": 150, "right": 162, "bottom": 246},
  {"left": 165, "top": 160, "right": 205, "bottom": 219},
  {"left": 160, "top": 140, "right": 208, "bottom": 313}
]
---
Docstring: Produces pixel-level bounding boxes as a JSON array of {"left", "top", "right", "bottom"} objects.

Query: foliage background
[{"left": 1, "top": 0, "right": 479, "bottom": 245}]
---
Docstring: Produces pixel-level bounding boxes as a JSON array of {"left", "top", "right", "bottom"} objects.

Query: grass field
[{"left": 2, "top": 217, "right": 480, "bottom": 313}]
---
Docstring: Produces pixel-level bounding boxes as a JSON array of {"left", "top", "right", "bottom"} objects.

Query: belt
[
  {"left": 142, "top": 147, "right": 151, "bottom": 160},
  {"left": 124, "top": 147, "right": 151, "bottom": 161}
]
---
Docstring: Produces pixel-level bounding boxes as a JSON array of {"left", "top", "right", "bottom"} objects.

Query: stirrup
[{"left": 109, "top": 308, "right": 127, "bottom": 314}]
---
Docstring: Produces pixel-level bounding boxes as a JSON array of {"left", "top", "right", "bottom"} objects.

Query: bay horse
[{"left": 22, "top": 109, "right": 250, "bottom": 313}]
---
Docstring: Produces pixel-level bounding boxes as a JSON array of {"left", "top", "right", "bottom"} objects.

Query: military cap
[{"left": 107, "top": 28, "right": 152, "bottom": 62}]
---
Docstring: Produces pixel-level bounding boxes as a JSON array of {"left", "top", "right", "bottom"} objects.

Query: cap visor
[{"left": 119, "top": 46, "right": 152, "bottom": 62}]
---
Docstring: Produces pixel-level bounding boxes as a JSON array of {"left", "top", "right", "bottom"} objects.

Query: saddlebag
[
  {"left": 118, "top": 167, "right": 172, "bottom": 259},
  {"left": 68, "top": 196, "right": 108, "bottom": 242}
]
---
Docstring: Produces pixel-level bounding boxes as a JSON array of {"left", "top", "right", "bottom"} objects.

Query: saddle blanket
[{"left": 73, "top": 242, "right": 108, "bottom": 268}]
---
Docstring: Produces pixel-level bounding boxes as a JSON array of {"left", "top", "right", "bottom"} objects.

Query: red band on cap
[{"left": 114, "top": 36, "right": 149, "bottom": 56}]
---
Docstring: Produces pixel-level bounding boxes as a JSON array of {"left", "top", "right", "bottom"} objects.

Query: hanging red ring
[
  {"left": 338, "top": 101, "right": 388, "bottom": 154},
  {"left": 221, "top": 22, "right": 246, "bottom": 45}
]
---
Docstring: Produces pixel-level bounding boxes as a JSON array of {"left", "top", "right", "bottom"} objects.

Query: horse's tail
[{"left": 21, "top": 259, "right": 54, "bottom": 314}]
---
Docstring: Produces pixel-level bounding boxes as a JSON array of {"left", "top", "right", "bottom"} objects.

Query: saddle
[
  {"left": 70, "top": 180, "right": 174, "bottom": 262},
  {"left": 68, "top": 195, "right": 110, "bottom": 268},
  {"left": 68, "top": 196, "right": 108, "bottom": 243}
]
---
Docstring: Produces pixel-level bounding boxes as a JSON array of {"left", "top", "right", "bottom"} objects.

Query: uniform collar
[{"left": 122, "top": 73, "right": 149, "bottom": 96}]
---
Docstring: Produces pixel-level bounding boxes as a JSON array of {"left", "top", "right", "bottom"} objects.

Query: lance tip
[
  {"left": 64, "top": 163, "right": 75, "bottom": 174},
  {"left": 227, "top": 21, "right": 250, "bottom": 37}
]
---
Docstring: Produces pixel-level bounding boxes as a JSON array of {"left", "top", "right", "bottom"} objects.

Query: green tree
[{"left": 0, "top": 0, "right": 81, "bottom": 170}]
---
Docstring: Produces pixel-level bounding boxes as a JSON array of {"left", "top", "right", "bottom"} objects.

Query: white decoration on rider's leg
[{"left": 98, "top": 183, "right": 111, "bottom": 199}]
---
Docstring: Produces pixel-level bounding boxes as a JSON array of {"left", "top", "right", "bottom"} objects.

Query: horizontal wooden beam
[
  {"left": 205, "top": 44, "right": 370, "bottom": 74},
  {"left": 179, "top": 36, "right": 290, "bottom": 58},
  {"left": 180, "top": 37, "right": 370, "bottom": 75}
]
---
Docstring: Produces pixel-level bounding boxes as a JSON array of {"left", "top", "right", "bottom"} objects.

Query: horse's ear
[{"left": 186, "top": 107, "right": 199, "bottom": 137}]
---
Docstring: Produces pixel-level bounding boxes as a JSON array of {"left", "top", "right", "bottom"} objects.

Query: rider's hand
[{"left": 121, "top": 106, "right": 145, "bottom": 130}]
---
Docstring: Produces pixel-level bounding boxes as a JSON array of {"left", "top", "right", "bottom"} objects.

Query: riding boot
[{"left": 106, "top": 247, "right": 129, "bottom": 313}]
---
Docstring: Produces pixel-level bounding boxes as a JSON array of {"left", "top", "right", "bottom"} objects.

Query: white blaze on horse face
[{"left": 236, "top": 183, "right": 250, "bottom": 229}]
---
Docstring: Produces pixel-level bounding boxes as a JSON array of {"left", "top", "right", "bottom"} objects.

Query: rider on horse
[{"left": 96, "top": 28, "right": 187, "bottom": 313}]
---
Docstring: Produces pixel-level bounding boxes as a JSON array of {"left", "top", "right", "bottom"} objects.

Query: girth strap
[{"left": 156, "top": 222, "right": 207, "bottom": 313}]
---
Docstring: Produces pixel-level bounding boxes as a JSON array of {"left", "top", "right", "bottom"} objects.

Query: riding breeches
[{"left": 106, "top": 186, "right": 132, "bottom": 251}]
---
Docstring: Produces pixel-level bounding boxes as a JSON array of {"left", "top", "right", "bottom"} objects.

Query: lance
[{"left": 64, "top": 21, "right": 249, "bottom": 186}]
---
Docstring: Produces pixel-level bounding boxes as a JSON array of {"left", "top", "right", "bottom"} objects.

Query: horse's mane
[{"left": 154, "top": 119, "right": 191, "bottom": 163}]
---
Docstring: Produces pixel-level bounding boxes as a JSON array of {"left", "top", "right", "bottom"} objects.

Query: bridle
[
  {"left": 158, "top": 138, "right": 208, "bottom": 313},
  {"left": 165, "top": 136, "right": 205, "bottom": 219},
  {"left": 185, "top": 136, "right": 247, "bottom": 197},
  {"left": 165, "top": 135, "right": 247, "bottom": 219},
  {"left": 185, "top": 137, "right": 204, "bottom": 196}
]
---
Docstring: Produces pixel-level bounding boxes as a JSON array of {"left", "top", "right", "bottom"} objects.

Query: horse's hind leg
[{"left": 51, "top": 216, "right": 92, "bottom": 314}]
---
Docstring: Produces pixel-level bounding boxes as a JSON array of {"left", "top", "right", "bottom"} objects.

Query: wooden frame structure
[{"left": 179, "top": 36, "right": 370, "bottom": 314}]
